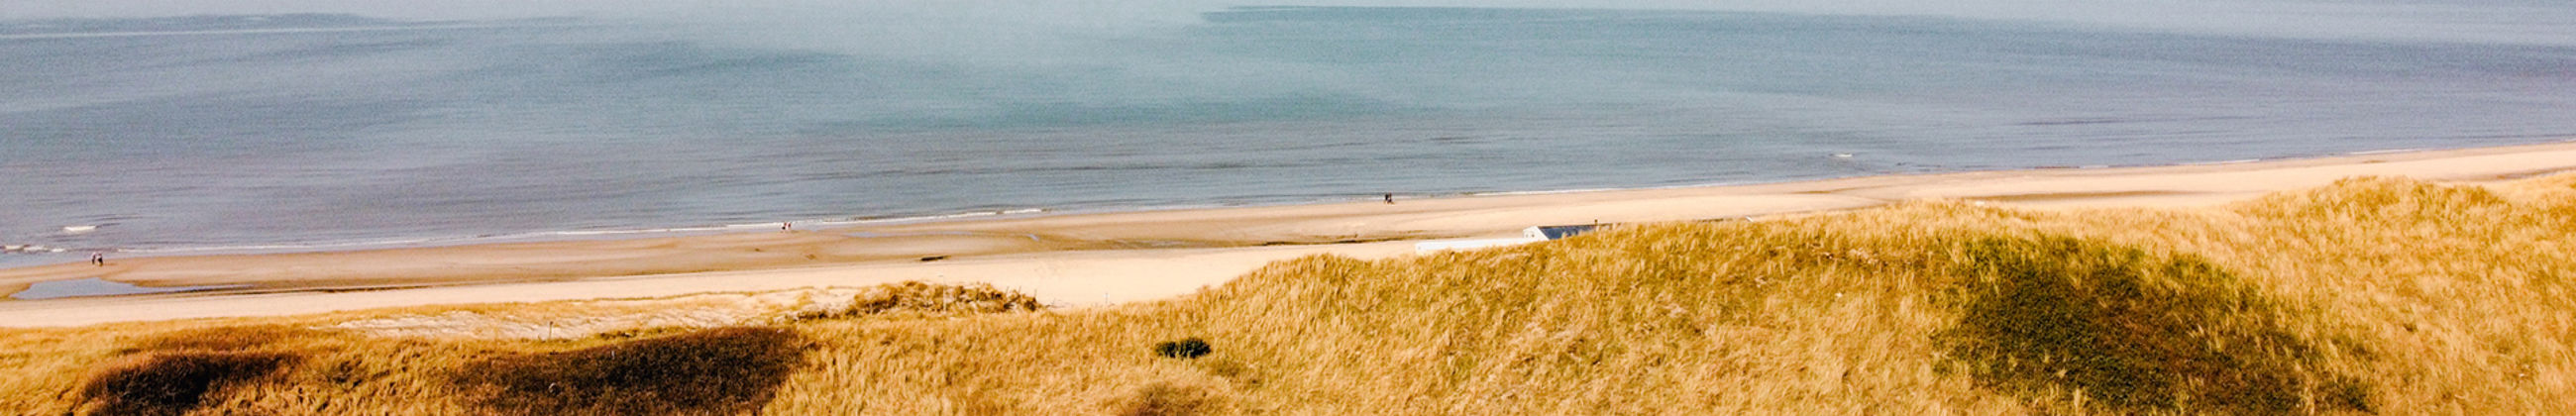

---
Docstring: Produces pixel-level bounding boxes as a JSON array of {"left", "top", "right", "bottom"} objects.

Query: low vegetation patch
[
  {"left": 804, "top": 281, "right": 1044, "bottom": 319},
  {"left": 71, "top": 325, "right": 325, "bottom": 415},
  {"left": 456, "top": 327, "right": 806, "bottom": 416},
  {"left": 79, "top": 351, "right": 299, "bottom": 416},
  {"left": 1111, "top": 382, "right": 1234, "bottom": 416},
  {"left": 118, "top": 325, "right": 316, "bottom": 354},
  {"left": 1940, "top": 237, "right": 2369, "bottom": 413}
]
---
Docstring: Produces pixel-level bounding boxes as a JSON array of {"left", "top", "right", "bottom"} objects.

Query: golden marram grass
[{"left": 3, "top": 174, "right": 2571, "bottom": 415}]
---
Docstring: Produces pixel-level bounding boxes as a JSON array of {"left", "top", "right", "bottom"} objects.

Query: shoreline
[
  {"left": 4, "top": 139, "right": 2575, "bottom": 326},
  {"left": 2, "top": 140, "right": 2551, "bottom": 268}
]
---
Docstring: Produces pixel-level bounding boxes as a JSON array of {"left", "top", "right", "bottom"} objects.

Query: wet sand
[{"left": 3, "top": 140, "right": 2572, "bottom": 326}]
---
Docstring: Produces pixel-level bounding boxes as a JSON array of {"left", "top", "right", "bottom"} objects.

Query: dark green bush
[{"left": 1154, "top": 338, "right": 1212, "bottom": 360}]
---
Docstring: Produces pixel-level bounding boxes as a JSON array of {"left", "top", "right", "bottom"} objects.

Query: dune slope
[{"left": 3, "top": 174, "right": 2572, "bottom": 414}]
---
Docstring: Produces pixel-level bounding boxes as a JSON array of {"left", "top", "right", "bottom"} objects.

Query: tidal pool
[{"left": 11, "top": 278, "right": 247, "bottom": 300}]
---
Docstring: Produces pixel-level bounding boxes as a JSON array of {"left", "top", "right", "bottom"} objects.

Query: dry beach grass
[{"left": 1, "top": 174, "right": 2571, "bottom": 414}]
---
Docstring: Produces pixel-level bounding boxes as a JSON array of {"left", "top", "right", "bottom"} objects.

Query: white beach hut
[
  {"left": 1522, "top": 224, "right": 1600, "bottom": 240},
  {"left": 1415, "top": 224, "right": 1607, "bottom": 255}
]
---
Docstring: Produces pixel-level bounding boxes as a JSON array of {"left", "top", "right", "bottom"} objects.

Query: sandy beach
[{"left": 3, "top": 140, "right": 2573, "bottom": 327}]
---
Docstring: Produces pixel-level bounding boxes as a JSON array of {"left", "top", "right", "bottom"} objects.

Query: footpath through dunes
[{"left": 3, "top": 174, "right": 2574, "bottom": 414}]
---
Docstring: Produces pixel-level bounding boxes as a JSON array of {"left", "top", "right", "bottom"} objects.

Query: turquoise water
[{"left": 2, "top": 6, "right": 2573, "bottom": 266}]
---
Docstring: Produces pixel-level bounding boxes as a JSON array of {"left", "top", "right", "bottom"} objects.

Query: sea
[{"left": 4, "top": 4, "right": 2574, "bottom": 267}]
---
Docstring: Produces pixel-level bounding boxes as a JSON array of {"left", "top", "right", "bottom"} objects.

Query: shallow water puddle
[{"left": 11, "top": 278, "right": 247, "bottom": 300}]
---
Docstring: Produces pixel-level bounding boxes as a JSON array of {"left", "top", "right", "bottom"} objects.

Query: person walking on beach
[
  {"left": 90, "top": 252, "right": 103, "bottom": 266},
  {"left": 1384, "top": 193, "right": 1395, "bottom": 204}
]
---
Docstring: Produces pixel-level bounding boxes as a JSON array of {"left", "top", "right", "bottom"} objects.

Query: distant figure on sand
[
  {"left": 1384, "top": 193, "right": 1395, "bottom": 204},
  {"left": 90, "top": 252, "right": 104, "bottom": 266},
  {"left": 782, "top": 222, "right": 793, "bottom": 231}
]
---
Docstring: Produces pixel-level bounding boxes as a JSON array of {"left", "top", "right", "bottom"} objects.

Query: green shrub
[{"left": 1154, "top": 338, "right": 1212, "bottom": 360}]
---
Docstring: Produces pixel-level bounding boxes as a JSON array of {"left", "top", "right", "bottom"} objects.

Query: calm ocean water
[{"left": 4, "top": 6, "right": 2574, "bottom": 266}]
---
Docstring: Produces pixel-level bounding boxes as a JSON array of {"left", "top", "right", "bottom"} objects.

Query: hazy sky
[
  {"left": 0, "top": 0, "right": 2475, "bottom": 22},
  {"left": 0, "top": 1, "right": 2062, "bottom": 22},
  {"left": 2, "top": 0, "right": 2567, "bottom": 46}
]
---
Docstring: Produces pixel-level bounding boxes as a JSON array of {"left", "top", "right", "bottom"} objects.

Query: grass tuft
[
  {"left": 457, "top": 327, "right": 806, "bottom": 416},
  {"left": 1111, "top": 382, "right": 1232, "bottom": 416},
  {"left": 119, "top": 325, "right": 317, "bottom": 354}
]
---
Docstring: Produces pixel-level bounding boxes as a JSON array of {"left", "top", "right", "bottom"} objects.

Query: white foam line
[
  {"left": 544, "top": 227, "right": 731, "bottom": 237},
  {"left": 95, "top": 208, "right": 1068, "bottom": 258},
  {"left": 2180, "top": 158, "right": 2263, "bottom": 165},
  {"left": 2347, "top": 148, "right": 2426, "bottom": 156},
  {"left": 1469, "top": 179, "right": 1785, "bottom": 198},
  {"left": 0, "top": 23, "right": 567, "bottom": 41},
  {"left": 843, "top": 209, "right": 1048, "bottom": 225},
  {"left": 123, "top": 238, "right": 445, "bottom": 254}
]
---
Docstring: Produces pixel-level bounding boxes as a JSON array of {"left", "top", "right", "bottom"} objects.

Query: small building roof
[{"left": 1523, "top": 224, "right": 1600, "bottom": 240}]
